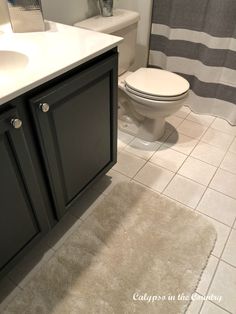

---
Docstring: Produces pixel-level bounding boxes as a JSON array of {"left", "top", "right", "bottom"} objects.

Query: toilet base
[{"left": 118, "top": 115, "right": 166, "bottom": 142}]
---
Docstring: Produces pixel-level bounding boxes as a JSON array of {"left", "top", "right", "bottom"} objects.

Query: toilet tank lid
[{"left": 74, "top": 9, "right": 140, "bottom": 34}]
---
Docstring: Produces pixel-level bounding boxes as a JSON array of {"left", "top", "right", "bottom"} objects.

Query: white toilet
[{"left": 75, "top": 9, "right": 190, "bottom": 141}]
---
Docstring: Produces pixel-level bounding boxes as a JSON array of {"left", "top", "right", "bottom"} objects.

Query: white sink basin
[{"left": 0, "top": 51, "right": 28, "bottom": 74}]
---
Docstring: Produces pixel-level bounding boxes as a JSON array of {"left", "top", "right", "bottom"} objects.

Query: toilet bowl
[
  {"left": 118, "top": 68, "right": 189, "bottom": 141},
  {"left": 74, "top": 9, "right": 190, "bottom": 141}
]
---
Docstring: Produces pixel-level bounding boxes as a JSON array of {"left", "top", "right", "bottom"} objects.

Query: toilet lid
[
  {"left": 125, "top": 85, "right": 189, "bottom": 101},
  {"left": 125, "top": 68, "right": 190, "bottom": 98}
]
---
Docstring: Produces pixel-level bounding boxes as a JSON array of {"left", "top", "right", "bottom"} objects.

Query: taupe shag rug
[{"left": 3, "top": 182, "right": 216, "bottom": 314}]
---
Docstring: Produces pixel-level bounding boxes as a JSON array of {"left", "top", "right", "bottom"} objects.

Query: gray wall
[
  {"left": 0, "top": 0, "right": 9, "bottom": 24},
  {"left": 41, "top": 0, "right": 99, "bottom": 25}
]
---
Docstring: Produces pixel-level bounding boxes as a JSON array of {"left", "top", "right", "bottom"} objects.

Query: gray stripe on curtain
[
  {"left": 149, "top": 0, "right": 236, "bottom": 124},
  {"left": 152, "top": 0, "right": 236, "bottom": 38},
  {"left": 150, "top": 35, "right": 236, "bottom": 69}
]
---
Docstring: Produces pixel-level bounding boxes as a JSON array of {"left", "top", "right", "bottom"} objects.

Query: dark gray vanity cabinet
[
  {"left": 29, "top": 52, "right": 118, "bottom": 218},
  {"left": 0, "top": 108, "right": 49, "bottom": 274},
  {"left": 0, "top": 49, "right": 118, "bottom": 278}
]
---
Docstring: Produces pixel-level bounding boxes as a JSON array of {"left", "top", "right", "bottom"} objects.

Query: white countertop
[{"left": 0, "top": 21, "right": 122, "bottom": 105}]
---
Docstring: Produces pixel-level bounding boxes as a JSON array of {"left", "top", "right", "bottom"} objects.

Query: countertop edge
[
  {"left": 0, "top": 43, "right": 120, "bottom": 106},
  {"left": 0, "top": 21, "right": 122, "bottom": 106}
]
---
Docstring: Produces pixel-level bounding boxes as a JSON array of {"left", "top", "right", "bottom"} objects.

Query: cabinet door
[
  {"left": 30, "top": 53, "right": 118, "bottom": 218},
  {"left": 0, "top": 108, "right": 49, "bottom": 273}
]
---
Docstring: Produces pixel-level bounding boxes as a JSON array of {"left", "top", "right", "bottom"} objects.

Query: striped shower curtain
[{"left": 148, "top": 0, "right": 236, "bottom": 125}]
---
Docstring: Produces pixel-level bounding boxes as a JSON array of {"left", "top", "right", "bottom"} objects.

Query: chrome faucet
[{"left": 6, "top": 0, "right": 45, "bottom": 32}]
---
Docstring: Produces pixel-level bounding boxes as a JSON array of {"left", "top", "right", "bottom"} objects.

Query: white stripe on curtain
[
  {"left": 149, "top": 50, "right": 236, "bottom": 87},
  {"left": 151, "top": 24, "right": 236, "bottom": 51}
]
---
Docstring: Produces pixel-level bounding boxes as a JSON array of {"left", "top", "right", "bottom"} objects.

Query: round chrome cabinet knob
[
  {"left": 11, "top": 118, "right": 22, "bottom": 129},
  {"left": 39, "top": 103, "right": 50, "bottom": 113}
]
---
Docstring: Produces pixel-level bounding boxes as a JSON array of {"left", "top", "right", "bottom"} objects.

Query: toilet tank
[{"left": 74, "top": 9, "right": 140, "bottom": 75}]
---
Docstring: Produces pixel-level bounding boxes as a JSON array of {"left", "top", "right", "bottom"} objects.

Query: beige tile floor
[{"left": 1, "top": 106, "right": 236, "bottom": 314}]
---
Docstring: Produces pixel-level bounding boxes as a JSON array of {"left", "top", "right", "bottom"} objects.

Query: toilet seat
[
  {"left": 125, "top": 68, "right": 190, "bottom": 101},
  {"left": 125, "top": 85, "right": 189, "bottom": 101}
]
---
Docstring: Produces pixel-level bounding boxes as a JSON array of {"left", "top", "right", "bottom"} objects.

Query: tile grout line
[
  {"left": 192, "top": 165, "right": 218, "bottom": 211},
  {"left": 154, "top": 110, "right": 206, "bottom": 198},
  {"left": 180, "top": 107, "right": 216, "bottom": 136},
  {"left": 199, "top": 299, "right": 233, "bottom": 314},
  {"left": 189, "top": 150, "right": 228, "bottom": 169},
  {"left": 191, "top": 130, "right": 236, "bottom": 211},
  {"left": 195, "top": 208, "right": 235, "bottom": 230},
  {"left": 122, "top": 126, "right": 179, "bottom": 180},
  {"left": 130, "top": 158, "right": 150, "bottom": 180},
  {"left": 131, "top": 179, "right": 162, "bottom": 195},
  {"left": 210, "top": 125, "right": 236, "bottom": 137},
  {"left": 198, "top": 216, "right": 236, "bottom": 313},
  {"left": 217, "top": 129, "right": 236, "bottom": 170},
  {"left": 201, "top": 132, "right": 235, "bottom": 151},
  {"left": 196, "top": 292, "right": 233, "bottom": 314},
  {"left": 220, "top": 258, "right": 236, "bottom": 270},
  {"left": 148, "top": 153, "right": 188, "bottom": 174},
  {"left": 205, "top": 185, "right": 236, "bottom": 202}
]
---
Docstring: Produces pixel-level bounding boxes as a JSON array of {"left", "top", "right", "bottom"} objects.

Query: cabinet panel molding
[{"left": 30, "top": 52, "right": 118, "bottom": 218}]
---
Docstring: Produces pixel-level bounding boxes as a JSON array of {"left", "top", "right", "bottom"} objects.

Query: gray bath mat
[{"left": 3, "top": 182, "right": 216, "bottom": 314}]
